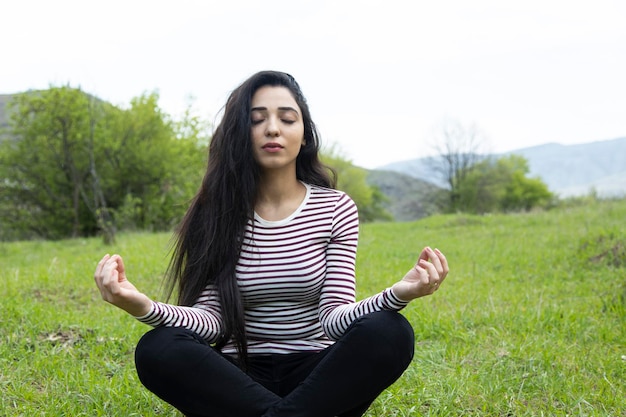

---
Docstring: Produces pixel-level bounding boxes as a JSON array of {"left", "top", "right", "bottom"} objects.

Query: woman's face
[{"left": 250, "top": 86, "right": 305, "bottom": 174}]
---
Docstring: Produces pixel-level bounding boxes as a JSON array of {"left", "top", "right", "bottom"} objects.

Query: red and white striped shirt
[{"left": 137, "top": 183, "right": 408, "bottom": 355}]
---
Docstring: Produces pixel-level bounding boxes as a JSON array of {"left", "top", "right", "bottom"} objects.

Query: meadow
[{"left": 1, "top": 199, "right": 625, "bottom": 416}]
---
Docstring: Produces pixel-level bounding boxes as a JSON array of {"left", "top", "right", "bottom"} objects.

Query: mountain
[
  {"left": 377, "top": 137, "right": 626, "bottom": 198},
  {"left": 500, "top": 139, "right": 626, "bottom": 197},
  {"left": 366, "top": 170, "right": 444, "bottom": 221}
]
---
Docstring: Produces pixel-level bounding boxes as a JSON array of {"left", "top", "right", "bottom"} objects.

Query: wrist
[
  {"left": 122, "top": 294, "right": 153, "bottom": 317},
  {"left": 391, "top": 283, "right": 413, "bottom": 303}
]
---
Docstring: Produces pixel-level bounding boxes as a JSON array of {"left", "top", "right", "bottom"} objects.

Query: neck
[
  {"left": 255, "top": 169, "right": 307, "bottom": 221},
  {"left": 256, "top": 169, "right": 301, "bottom": 204}
]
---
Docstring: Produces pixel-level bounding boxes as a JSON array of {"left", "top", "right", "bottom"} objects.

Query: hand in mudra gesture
[
  {"left": 392, "top": 247, "right": 449, "bottom": 302},
  {"left": 94, "top": 254, "right": 152, "bottom": 317}
]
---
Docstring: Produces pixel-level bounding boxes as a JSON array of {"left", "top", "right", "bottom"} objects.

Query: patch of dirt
[{"left": 589, "top": 241, "right": 626, "bottom": 268}]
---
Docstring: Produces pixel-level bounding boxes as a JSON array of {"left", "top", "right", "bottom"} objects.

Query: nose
[{"left": 265, "top": 116, "right": 280, "bottom": 137}]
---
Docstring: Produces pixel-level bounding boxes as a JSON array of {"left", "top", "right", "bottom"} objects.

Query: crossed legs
[{"left": 135, "top": 311, "right": 415, "bottom": 417}]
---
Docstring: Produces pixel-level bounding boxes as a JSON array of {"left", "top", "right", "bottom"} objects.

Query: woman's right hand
[{"left": 94, "top": 254, "right": 153, "bottom": 317}]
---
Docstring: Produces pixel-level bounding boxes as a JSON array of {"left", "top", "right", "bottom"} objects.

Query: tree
[
  {"left": 0, "top": 87, "right": 208, "bottom": 241},
  {"left": 428, "top": 119, "right": 490, "bottom": 212},
  {"left": 499, "top": 156, "right": 553, "bottom": 212},
  {"left": 456, "top": 156, "right": 504, "bottom": 214},
  {"left": 0, "top": 87, "right": 103, "bottom": 238},
  {"left": 102, "top": 93, "right": 180, "bottom": 230},
  {"left": 456, "top": 155, "right": 553, "bottom": 214}
]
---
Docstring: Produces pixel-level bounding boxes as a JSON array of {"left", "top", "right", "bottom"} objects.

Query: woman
[{"left": 94, "top": 70, "right": 448, "bottom": 417}]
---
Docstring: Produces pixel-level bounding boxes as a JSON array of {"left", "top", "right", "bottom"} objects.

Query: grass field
[{"left": 1, "top": 199, "right": 625, "bottom": 416}]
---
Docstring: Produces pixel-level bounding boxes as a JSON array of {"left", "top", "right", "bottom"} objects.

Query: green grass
[{"left": 1, "top": 200, "right": 625, "bottom": 416}]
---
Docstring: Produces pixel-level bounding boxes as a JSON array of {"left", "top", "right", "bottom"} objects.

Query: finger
[
  {"left": 420, "top": 259, "right": 438, "bottom": 278},
  {"left": 96, "top": 258, "right": 118, "bottom": 300},
  {"left": 418, "top": 246, "right": 431, "bottom": 262},
  {"left": 111, "top": 254, "right": 126, "bottom": 278},
  {"left": 94, "top": 254, "right": 111, "bottom": 281},
  {"left": 420, "top": 246, "right": 441, "bottom": 265},
  {"left": 424, "top": 247, "right": 445, "bottom": 276},
  {"left": 414, "top": 261, "right": 430, "bottom": 286},
  {"left": 419, "top": 259, "right": 441, "bottom": 289},
  {"left": 434, "top": 248, "right": 449, "bottom": 279},
  {"left": 422, "top": 247, "right": 448, "bottom": 279},
  {"left": 101, "top": 259, "right": 119, "bottom": 289}
]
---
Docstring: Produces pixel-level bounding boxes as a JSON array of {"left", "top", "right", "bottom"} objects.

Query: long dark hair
[{"left": 165, "top": 70, "right": 335, "bottom": 365}]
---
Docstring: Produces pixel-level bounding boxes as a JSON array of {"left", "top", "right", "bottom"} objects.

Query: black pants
[{"left": 135, "top": 311, "right": 415, "bottom": 417}]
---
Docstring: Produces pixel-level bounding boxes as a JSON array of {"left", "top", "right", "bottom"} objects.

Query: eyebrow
[{"left": 250, "top": 106, "right": 300, "bottom": 115}]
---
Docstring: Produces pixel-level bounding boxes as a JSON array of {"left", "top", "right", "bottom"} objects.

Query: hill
[
  {"left": 366, "top": 170, "right": 443, "bottom": 221},
  {"left": 378, "top": 136, "right": 626, "bottom": 198}
]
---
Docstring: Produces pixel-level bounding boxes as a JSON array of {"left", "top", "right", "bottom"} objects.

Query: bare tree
[{"left": 428, "top": 119, "right": 490, "bottom": 211}]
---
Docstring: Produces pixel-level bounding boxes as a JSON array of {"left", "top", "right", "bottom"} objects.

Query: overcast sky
[{"left": 2, "top": 0, "right": 625, "bottom": 168}]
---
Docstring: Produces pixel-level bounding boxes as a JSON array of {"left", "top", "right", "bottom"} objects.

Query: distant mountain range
[{"left": 376, "top": 137, "right": 626, "bottom": 199}]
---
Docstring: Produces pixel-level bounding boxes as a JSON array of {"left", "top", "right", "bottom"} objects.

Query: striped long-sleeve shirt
[{"left": 136, "top": 183, "right": 409, "bottom": 355}]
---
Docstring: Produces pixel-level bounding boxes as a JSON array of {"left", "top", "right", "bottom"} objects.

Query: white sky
[{"left": 2, "top": 0, "right": 625, "bottom": 168}]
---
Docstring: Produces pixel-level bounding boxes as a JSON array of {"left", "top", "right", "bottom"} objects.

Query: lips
[
  {"left": 262, "top": 142, "right": 284, "bottom": 151},
  {"left": 262, "top": 142, "right": 283, "bottom": 148}
]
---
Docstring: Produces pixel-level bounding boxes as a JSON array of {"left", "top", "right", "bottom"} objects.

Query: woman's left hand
[{"left": 391, "top": 247, "right": 449, "bottom": 302}]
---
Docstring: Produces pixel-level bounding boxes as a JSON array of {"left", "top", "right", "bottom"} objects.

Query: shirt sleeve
[
  {"left": 318, "top": 193, "right": 409, "bottom": 340},
  {"left": 134, "top": 285, "right": 223, "bottom": 343}
]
